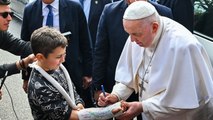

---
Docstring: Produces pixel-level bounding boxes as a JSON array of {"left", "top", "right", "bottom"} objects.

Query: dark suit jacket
[
  {"left": 158, "top": 0, "right": 194, "bottom": 32},
  {"left": 21, "top": 0, "right": 93, "bottom": 93},
  {"left": 88, "top": 0, "right": 112, "bottom": 47},
  {"left": 0, "top": 31, "right": 31, "bottom": 78},
  {"left": 0, "top": 31, "right": 31, "bottom": 56},
  {"left": 92, "top": 0, "right": 173, "bottom": 92},
  {"left": 0, "top": 63, "right": 19, "bottom": 78}
]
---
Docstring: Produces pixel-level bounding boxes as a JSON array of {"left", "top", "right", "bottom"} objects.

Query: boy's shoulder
[{"left": 29, "top": 68, "right": 46, "bottom": 84}]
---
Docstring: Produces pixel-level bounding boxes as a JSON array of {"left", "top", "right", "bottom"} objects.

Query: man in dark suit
[
  {"left": 87, "top": 0, "right": 112, "bottom": 46},
  {"left": 21, "top": 0, "right": 93, "bottom": 107},
  {"left": 78, "top": 0, "right": 119, "bottom": 47},
  {"left": 92, "top": 0, "right": 173, "bottom": 103},
  {"left": 157, "top": 0, "right": 194, "bottom": 32},
  {"left": 77, "top": 0, "right": 120, "bottom": 107}
]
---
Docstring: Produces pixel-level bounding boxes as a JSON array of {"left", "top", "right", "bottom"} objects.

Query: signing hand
[{"left": 98, "top": 93, "right": 119, "bottom": 107}]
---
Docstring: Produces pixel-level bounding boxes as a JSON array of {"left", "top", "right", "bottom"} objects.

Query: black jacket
[
  {"left": 0, "top": 31, "right": 31, "bottom": 56},
  {"left": 158, "top": 0, "right": 194, "bottom": 32},
  {"left": 0, "top": 63, "right": 19, "bottom": 78},
  {"left": 0, "top": 31, "right": 31, "bottom": 78}
]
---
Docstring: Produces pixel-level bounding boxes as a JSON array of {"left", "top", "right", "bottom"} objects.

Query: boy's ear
[{"left": 35, "top": 53, "right": 45, "bottom": 61}]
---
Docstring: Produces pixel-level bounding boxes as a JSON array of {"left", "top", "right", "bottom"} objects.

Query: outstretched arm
[{"left": 0, "top": 54, "right": 35, "bottom": 78}]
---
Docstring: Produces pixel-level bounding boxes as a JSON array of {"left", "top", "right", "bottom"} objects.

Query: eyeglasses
[{"left": 0, "top": 12, "right": 14, "bottom": 18}]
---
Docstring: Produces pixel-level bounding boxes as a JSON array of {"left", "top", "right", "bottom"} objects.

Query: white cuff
[{"left": 111, "top": 83, "right": 134, "bottom": 101}]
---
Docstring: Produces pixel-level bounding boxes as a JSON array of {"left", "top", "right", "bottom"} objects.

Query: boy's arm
[
  {"left": 77, "top": 102, "right": 124, "bottom": 120},
  {"left": 69, "top": 110, "right": 79, "bottom": 120},
  {"left": 0, "top": 90, "right": 2, "bottom": 100},
  {"left": 68, "top": 102, "right": 125, "bottom": 120},
  {"left": 73, "top": 82, "right": 85, "bottom": 106}
]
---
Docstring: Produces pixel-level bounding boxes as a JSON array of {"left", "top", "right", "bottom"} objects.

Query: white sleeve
[
  {"left": 111, "top": 82, "right": 134, "bottom": 101},
  {"left": 142, "top": 94, "right": 189, "bottom": 120}
]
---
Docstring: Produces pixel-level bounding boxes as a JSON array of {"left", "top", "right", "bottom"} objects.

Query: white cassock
[{"left": 112, "top": 17, "right": 213, "bottom": 120}]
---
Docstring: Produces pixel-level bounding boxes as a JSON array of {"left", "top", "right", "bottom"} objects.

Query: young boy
[
  {"left": 28, "top": 26, "right": 84, "bottom": 120},
  {"left": 28, "top": 26, "right": 125, "bottom": 120}
]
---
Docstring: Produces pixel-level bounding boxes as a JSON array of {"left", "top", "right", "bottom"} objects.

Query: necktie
[{"left": 46, "top": 5, "right": 53, "bottom": 27}]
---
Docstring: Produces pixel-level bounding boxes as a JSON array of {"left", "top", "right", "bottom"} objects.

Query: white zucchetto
[{"left": 123, "top": 1, "right": 156, "bottom": 20}]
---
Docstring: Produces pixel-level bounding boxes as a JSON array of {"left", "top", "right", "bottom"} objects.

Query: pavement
[{"left": 0, "top": 17, "right": 33, "bottom": 120}]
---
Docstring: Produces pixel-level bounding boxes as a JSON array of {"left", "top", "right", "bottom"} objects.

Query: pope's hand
[
  {"left": 98, "top": 93, "right": 119, "bottom": 107},
  {"left": 116, "top": 101, "right": 143, "bottom": 120}
]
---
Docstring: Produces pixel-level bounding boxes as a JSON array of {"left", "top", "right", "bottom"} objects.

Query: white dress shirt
[{"left": 42, "top": 0, "right": 60, "bottom": 30}]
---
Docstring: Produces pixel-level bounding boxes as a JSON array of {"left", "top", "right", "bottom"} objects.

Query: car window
[{"left": 194, "top": 0, "right": 213, "bottom": 39}]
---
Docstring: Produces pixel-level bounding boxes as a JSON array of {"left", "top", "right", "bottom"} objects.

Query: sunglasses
[
  {"left": 0, "top": 12, "right": 14, "bottom": 18},
  {"left": 0, "top": 0, "right": 10, "bottom": 5}
]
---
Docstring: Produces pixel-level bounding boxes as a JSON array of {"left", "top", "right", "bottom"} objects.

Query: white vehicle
[{"left": 194, "top": 0, "right": 213, "bottom": 65}]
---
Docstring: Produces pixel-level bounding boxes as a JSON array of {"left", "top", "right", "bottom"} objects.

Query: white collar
[{"left": 42, "top": 0, "right": 59, "bottom": 11}]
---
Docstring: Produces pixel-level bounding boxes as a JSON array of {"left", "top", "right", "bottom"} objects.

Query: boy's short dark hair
[
  {"left": 31, "top": 26, "right": 68, "bottom": 58},
  {"left": 0, "top": 0, "right": 10, "bottom": 5}
]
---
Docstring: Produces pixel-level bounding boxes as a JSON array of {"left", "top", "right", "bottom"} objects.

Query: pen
[{"left": 101, "top": 85, "right": 106, "bottom": 97}]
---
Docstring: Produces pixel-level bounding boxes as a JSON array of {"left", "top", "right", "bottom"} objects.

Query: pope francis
[{"left": 97, "top": 1, "right": 213, "bottom": 120}]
